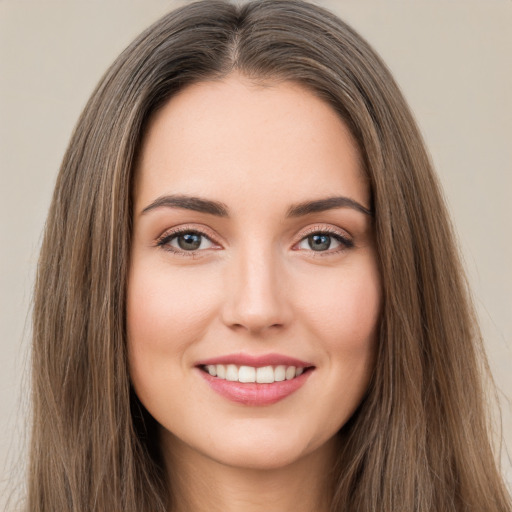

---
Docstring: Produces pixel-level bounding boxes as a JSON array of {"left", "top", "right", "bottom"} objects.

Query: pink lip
[
  {"left": 194, "top": 353, "right": 315, "bottom": 406},
  {"left": 195, "top": 352, "right": 313, "bottom": 368},
  {"left": 197, "top": 368, "right": 313, "bottom": 406}
]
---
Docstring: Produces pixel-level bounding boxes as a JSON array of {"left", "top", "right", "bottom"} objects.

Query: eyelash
[{"left": 155, "top": 224, "right": 354, "bottom": 258}]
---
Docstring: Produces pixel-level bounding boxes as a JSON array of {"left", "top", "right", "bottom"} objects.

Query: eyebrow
[
  {"left": 141, "top": 195, "right": 229, "bottom": 216},
  {"left": 141, "top": 194, "right": 373, "bottom": 218},
  {"left": 286, "top": 196, "right": 373, "bottom": 217}
]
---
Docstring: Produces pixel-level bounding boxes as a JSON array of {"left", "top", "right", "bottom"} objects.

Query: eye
[
  {"left": 296, "top": 230, "right": 354, "bottom": 253},
  {"left": 157, "top": 229, "right": 216, "bottom": 254}
]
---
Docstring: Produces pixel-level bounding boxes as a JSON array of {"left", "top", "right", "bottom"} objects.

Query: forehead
[{"left": 134, "top": 74, "right": 369, "bottom": 214}]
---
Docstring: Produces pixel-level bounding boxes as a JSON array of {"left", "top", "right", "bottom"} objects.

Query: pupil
[
  {"left": 178, "top": 233, "right": 201, "bottom": 250},
  {"left": 309, "top": 234, "right": 330, "bottom": 251}
]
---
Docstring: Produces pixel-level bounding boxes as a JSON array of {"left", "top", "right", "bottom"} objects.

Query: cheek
[
  {"left": 125, "top": 261, "right": 224, "bottom": 427},
  {"left": 127, "top": 262, "right": 216, "bottom": 351},
  {"left": 298, "top": 259, "right": 381, "bottom": 352},
  {"left": 286, "top": 258, "right": 380, "bottom": 442},
  {"left": 125, "top": 262, "right": 220, "bottom": 397}
]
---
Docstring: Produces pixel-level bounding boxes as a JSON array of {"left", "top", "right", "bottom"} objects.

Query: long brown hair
[{"left": 29, "top": 1, "right": 511, "bottom": 510}]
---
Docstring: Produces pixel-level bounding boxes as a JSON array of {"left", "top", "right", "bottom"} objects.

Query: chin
[{"left": 196, "top": 423, "right": 333, "bottom": 471}]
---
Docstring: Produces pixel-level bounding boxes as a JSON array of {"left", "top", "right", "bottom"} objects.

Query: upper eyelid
[
  {"left": 157, "top": 224, "right": 220, "bottom": 245},
  {"left": 296, "top": 224, "right": 352, "bottom": 240}
]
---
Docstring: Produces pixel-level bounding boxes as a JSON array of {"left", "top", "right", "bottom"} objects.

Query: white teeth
[
  {"left": 205, "top": 364, "right": 308, "bottom": 383},
  {"left": 238, "top": 365, "right": 256, "bottom": 383},
  {"left": 285, "top": 366, "right": 296, "bottom": 380},
  {"left": 256, "top": 366, "right": 275, "bottom": 384},
  {"left": 226, "top": 364, "right": 238, "bottom": 381},
  {"left": 216, "top": 364, "right": 226, "bottom": 379},
  {"left": 274, "top": 365, "right": 286, "bottom": 382}
]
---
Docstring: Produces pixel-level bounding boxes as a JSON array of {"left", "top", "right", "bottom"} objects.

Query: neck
[{"left": 162, "top": 432, "right": 338, "bottom": 512}]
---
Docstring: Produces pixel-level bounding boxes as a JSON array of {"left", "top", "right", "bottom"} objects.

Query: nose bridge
[{"left": 222, "top": 238, "right": 291, "bottom": 334}]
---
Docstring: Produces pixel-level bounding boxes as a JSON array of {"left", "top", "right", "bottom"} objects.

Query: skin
[{"left": 127, "top": 73, "right": 381, "bottom": 512}]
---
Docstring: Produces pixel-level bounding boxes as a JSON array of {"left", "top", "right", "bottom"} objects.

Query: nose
[{"left": 220, "top": 244, "right": 293, "bottom": 335}]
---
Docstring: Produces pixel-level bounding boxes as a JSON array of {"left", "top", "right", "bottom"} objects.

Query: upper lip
[{"left": 195, "top": 353, "right": 314, "bottom": 368}]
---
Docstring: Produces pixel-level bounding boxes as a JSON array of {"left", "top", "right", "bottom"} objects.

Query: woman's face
[{"left": 127, "top": 74, "right": 381, "bottom": 470}]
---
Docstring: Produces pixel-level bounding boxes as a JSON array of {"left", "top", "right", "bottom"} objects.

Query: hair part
[{"left": 30, "top": 1, "right": 511, "bottom": 511}]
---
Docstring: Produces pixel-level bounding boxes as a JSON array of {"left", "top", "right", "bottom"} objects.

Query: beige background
[{"left": 1, "top": 0, "right": 511, "bottom": 508}]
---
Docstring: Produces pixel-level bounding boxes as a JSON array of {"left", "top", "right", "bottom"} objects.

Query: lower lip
[{"left": 197, "top": 368, "right": 313, "bottom": 406}]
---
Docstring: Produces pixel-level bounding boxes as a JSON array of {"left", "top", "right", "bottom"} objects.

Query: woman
[{"left": 29, "top": 1, "right": 511, "bottom": 511}]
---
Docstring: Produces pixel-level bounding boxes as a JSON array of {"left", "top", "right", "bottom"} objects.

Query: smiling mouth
[{"left": 200, "top": 364, "right": 313, "bottom": 384}]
